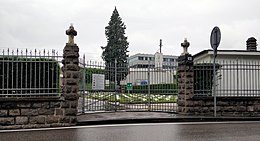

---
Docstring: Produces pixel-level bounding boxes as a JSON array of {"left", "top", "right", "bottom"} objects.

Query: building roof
[
  {"left": 128, "top": 53, "right": 178, "bottom": 59},
  {"left": 194, "top": 49, "right": 260, "bottom": 58}
]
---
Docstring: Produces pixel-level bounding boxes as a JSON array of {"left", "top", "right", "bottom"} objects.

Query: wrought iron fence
[
  {"left": 0, "top": 49, "right": 63, "bottom": 97},
  {"left": 194, "top": 60, "right": 260, "bottom": 97},
  {"left": 78, "top": 55, "right": 178, "bottom": 113}
]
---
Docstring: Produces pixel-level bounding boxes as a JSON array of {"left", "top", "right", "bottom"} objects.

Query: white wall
[{"left": 120, "top": 68, "right": 177, "bottom": 85}]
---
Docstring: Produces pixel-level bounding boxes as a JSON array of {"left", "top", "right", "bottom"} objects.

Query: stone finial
[
  {"left": 246, "top": 37, "right": 257, "bottom": 51},
  {"left": 181, "top": 38, "right": 190, "bottom": 55},
  {"left": 66, "top": 24, "right": 77, "bottom": 45}
]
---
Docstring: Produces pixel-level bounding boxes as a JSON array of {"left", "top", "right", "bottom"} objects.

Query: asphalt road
[{"left": 1, "top": 122, "right": 260, "bottom": 141}]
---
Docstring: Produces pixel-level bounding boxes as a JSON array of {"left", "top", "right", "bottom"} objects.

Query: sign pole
[
  {"left": 213, "top": 55, "right": 217, "bottom": 117},
  {"left": 210, "top": 26, "right": 221, "bottom": 117}
]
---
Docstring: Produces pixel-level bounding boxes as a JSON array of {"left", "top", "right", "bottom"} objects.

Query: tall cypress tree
[{"left": 101, "top": 7, "right": 129, "bottom": 86}]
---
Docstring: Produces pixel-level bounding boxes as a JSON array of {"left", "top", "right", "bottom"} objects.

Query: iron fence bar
[
  {"left": 16, "top": 49, "right": 19, "bottom": 95},
  {"left": 242, "top": 60, "right": 245, "bottom": 96},
  {"left": 52, "top": 50, "right": 54, "bottom": 94},
  {"left": 43, "top": 50, "right": 45, "bottom": 93},
  {"left": 114, "top": 59, "right": 117, "bottom": 112},
  {"left": 24, "top": 49, "right": 28, "bottom": 93},
  {"left": 7, "top": 49, "right": 9, "bottom": 95},
  {"left": 231, "top": 60, "right": 238, "bottom": 95},
  {"left": 2, "top": 50, "right": 4, "bottom": 94},
  {"left": 21, "top": 50, "right": 23, "bottom": 95},
  {"left": 254, "top": 61, "right": 256, "bottom": 95},
  {"left": 39, "top": 51, "right": 41, "bottom": 94},
  {"left": 230, "top": 60, "right": 232, "bottom": 96},
  {"left": 55, "top": 51, "right": 58, "bottom": 96},
  {"left": 249, "top": 60, "right": 251, "bottom": 96},
  {"left": 237, "top": 59, "right": 239, "bottom": 96},
  {"left": 28, "top": 50, "right": 33, "bottom": 94},
  {"left": 82, "top": 54, "right": 86, "bottom": 113},
  {"left": 148, "top": 60, "right": 151, "bottom": 111},
  {"left": 11, "top": 51, "right": 14, "bottom": 95},
  {"left": 34, "top": 49, "right": 37, "bottom": 95},
  {"left": 256, "top": 61, "right": 260, "bottom": 96},
  {"left": 47, "top": 51, "right": 50, "bottom": 95},
  {"left": 246, "top": 60, "right": 249, "bottom": 96},
  {"left": 223, "top": 60, "right": 226, "bottom": 96}
]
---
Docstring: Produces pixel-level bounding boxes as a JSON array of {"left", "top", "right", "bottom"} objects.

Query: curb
[{"left": 76, "top": 117, "right": 260, "bottom": 126}]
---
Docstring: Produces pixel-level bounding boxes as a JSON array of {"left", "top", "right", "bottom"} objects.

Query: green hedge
[{"left": 122, "top": 83, "right": 178, "bottom": 94}]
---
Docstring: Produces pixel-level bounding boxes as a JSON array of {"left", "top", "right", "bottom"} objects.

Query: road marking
[{"left": 1, "top": 121, "right": 260, "bottom": 133}]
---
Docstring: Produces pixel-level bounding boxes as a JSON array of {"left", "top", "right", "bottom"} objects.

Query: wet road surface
[{"left": 1, "top": 122, "right": 260, "bottom": 141}]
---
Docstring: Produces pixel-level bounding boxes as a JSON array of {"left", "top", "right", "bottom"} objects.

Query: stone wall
[
  {"left": 190, "top": 97, "right": 260, "bottom": 116},
  {"left": 0, "top": 98, "right": 70, "bottom": 129}
]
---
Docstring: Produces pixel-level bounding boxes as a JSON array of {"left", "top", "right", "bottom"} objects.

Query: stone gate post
[
  {"left": 62, "top": 25, "right": 79, "bottom": 125},
  {"left": 177, "top": 38, "right": 194, "bottom": 114}
]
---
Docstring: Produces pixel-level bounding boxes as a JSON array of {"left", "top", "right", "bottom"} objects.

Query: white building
[
  {"left": 121, "top": 53, "right": 178, "bottom": 85},
  {"left": 128, "top": 53, "right": 178, "bottom": 69}
]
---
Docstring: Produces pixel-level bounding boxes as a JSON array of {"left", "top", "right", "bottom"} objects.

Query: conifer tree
[{"left": 101, "top": 7, "right": 129, "bottom": 86}]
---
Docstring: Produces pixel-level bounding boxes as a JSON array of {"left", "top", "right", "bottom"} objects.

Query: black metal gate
[{"left": 78, "top": 56, "right": 178, "bottom": 113}]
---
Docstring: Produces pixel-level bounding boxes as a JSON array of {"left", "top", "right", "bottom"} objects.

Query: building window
[
  {"left": 163, "top": 58, "right": 169, "bottom": 62},
  {"left": 138, "top": 57, "right": 144, "bottom": 60}
]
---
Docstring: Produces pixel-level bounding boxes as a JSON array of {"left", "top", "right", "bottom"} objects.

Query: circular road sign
[{"left": 210, "top": 26, "right": 221, "bottom": 50}]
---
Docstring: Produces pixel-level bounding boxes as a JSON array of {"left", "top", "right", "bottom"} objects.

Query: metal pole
[
  {"left": 213, "top": 55, "right": 217, "bottom": 117},
  {"left": 148, "top": 59, "right": 151, "bottom": 111},
  {"left": 82, "top": 54, "right": 86, "bottom": 113}
]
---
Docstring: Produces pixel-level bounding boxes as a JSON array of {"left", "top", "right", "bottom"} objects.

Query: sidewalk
[{"left": 77, "top": 111, "right": 260, "bottom": 126}]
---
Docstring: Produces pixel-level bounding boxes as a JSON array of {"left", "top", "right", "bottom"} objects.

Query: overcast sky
[{"left": 0, "top": 0, "right": 260, "bottom": 61}]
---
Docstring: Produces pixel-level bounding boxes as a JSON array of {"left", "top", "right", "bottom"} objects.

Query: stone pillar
[
  {"left": 62, "top": 44, "right": 79, "bottom": 124},
  {"left": 177, "top": 39, "right": 194, "bottom": 114},
  {"left": 62, "top": 25, "right": 79, "bottom": 125}
]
